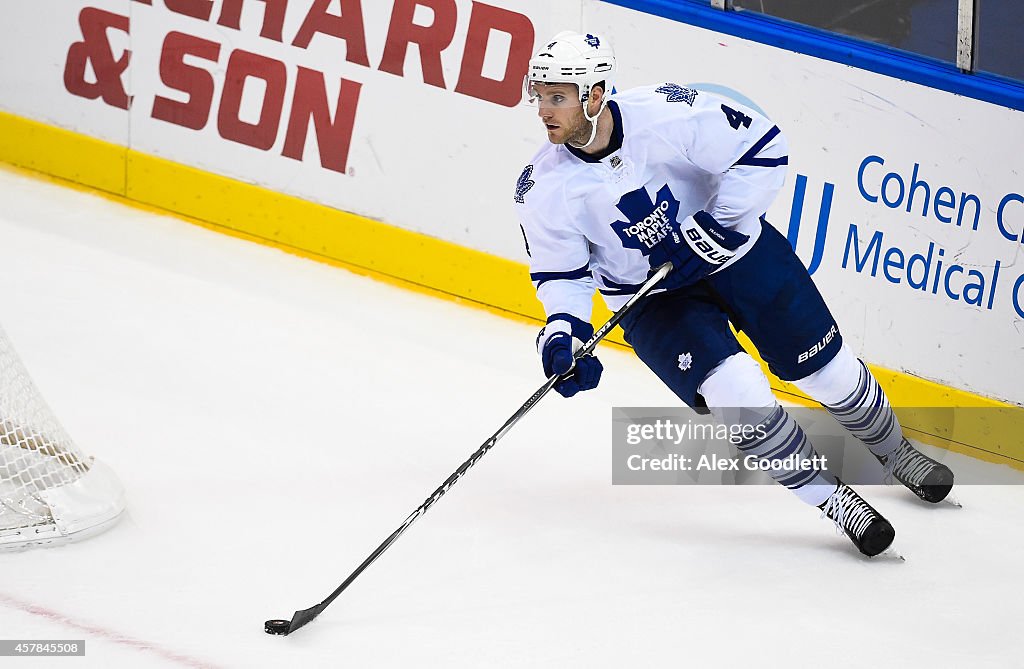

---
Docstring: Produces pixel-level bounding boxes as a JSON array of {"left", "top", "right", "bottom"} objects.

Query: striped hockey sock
[
  {"left": 822, "top": 359, "right": 902, "bottom": 459},
  {"left": 732, "top": 404, "right": 837, "bottom": 507}
]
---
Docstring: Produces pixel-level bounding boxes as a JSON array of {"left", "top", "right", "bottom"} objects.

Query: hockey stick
[{"left": 265, "top": 262, "right": 673, "bottom": 636}]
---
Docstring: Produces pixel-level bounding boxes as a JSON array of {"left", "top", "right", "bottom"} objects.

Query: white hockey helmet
[
  {"left": 527, "top": 31, "right": 616, "bottom": 149},
  {"left": 527, "top": 31, "right": 616, "bottom": 106}
]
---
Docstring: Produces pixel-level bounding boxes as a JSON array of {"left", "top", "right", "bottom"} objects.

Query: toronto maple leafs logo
[
  {"left": 514, "top": 165, "right": 535, "bottom": 204},
  {"left": 584, "top": 34, "right": 601, "bottom": 48},
  {"left": 655, "top": 83, "right": 698, "bottom": 106},
  {"left": 610, "top": 185, "right": 681, "bottom": 255},
  {"left": 678, "top": 352, "right": 693, "bottom": 372}
]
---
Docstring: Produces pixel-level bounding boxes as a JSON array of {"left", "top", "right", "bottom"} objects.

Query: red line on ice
[{"left": 0, "top": 592, "right": 224, "bottom": 669}]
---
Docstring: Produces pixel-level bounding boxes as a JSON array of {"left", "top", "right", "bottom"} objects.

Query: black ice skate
[
  {"left": 819, "top": 482, "right": 895, "bottom": 557},
  {"left": 876, "top": 438, "right": 954, "bottom": 504}
]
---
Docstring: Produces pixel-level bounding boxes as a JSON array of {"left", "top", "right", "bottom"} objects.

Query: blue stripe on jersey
[
  {"left": 734, "top": 126, "right": 789, "bottom": 168},
  {"left": 739, "top": 156, "right": 789, "bottom": 167},
  {"left": 597, "top": 275, "right": 647, "bottom": 296},
  {"left": 531, "top": 264, "right": 591, "bottom": 286}
]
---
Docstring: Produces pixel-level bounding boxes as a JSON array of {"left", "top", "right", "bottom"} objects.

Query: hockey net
[{"left": 0, "top": 324, "right": 124, "bottom": 550}]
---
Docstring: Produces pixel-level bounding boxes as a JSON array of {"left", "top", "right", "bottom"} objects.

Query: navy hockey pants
[{"left": 618, "top": 219, "right": 843, "bottom": 408}]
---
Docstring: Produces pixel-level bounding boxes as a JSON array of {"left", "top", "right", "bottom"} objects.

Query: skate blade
[
  {"left": 943, "top": 491, "right": 963, "bottom": 508},
  {"left": 871, "top": 544, "right": 906, "bottom": 562}
]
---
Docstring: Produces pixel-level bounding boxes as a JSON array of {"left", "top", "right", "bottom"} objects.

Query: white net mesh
[{"left": 0, "top": 324, "right": 121, "bottom": 546}]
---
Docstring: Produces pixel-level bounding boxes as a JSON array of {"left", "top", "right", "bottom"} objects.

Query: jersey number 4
[{"left": 720, "top": 104, "right": 752, "bottom": 130}]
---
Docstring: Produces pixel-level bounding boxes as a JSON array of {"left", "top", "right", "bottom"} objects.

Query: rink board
[
  {"left": 0, "top": 1, "right": 1022, "bottom": 465},
  {"left": 2, "top": 109, "right": 1019, "bottom": 470}
]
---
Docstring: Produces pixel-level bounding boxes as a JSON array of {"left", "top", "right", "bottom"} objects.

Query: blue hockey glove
[
  {"left": 649, "top": 210, "right": 749, "bottom": 290},
  {"left": 536, "top": 313, "right": 603, "bottom": 398}
]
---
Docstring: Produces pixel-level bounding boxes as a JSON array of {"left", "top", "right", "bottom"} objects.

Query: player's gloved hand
[
  {"left": 649, "top": 210, "right": 749, "bottom": 290},
  {"left": 536, "top": 313, "right": 603, "bottom": 398}
]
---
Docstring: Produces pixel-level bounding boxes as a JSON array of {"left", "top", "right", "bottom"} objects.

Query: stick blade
[{"left": 265, "top": 603, "right": 326, "bottom": 636}]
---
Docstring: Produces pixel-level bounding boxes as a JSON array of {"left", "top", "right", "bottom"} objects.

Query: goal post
[{"left": 0, "top": 325, "right": 124, "bottom": 550}]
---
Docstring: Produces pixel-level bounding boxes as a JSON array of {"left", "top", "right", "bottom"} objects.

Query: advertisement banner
[
  {"left": 0, "top": 1, "right": 1020, "bottom": 406},
  {"left": 586, "top": 1, "right": 1023, "bottom": 404}
]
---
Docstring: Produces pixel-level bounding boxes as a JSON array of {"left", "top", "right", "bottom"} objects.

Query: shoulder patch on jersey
[
  {"left": 514, "top": 165, "right": 536, "bottom": 204},
  {"left": 611, "top": 185, "right": 681, "bottom": 254},
  {"left": 655, "top": 83, "right": 698, "bottom": 106}
]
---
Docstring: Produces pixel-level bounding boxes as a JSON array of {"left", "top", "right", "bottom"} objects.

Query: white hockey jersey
[{"left": 513, "top": 83, "right": 789, "bottom": 321}]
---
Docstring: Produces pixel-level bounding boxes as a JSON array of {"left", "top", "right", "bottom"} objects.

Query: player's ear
[{"left": 588, "top": 82, "right": 606, "bottom": 112}]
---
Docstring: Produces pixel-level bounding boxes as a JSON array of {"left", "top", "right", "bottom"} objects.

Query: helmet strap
[{"left": 568, "top": 84, "right": 609, "bottom": 150}]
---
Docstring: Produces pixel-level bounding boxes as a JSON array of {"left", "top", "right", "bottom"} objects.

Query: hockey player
[{"left": 514, "top": 31, "right": 954, "bottom": 557}]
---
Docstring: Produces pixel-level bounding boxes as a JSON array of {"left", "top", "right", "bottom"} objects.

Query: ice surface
[{"left": 0, "top": 165, "right": 1022, "bottom": 668}]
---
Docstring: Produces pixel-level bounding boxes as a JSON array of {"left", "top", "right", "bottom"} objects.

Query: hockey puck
[{"left": 264, "top": 619, "right": 291, "bottom": 635}]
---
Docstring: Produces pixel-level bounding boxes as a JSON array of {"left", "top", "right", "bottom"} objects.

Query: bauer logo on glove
[
  {"left": 684, "top": 223, "right": 732, "bottom": 265},
  {"left": 649, "top": 210, "right": 749, "bottom": 290}
]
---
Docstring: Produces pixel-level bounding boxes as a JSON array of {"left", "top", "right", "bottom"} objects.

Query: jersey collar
[{"left": 564, "top": 100, "right": 623, "bottom": 164}]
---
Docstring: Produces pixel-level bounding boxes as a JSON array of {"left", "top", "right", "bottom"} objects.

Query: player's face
[{"left": 529, "top": 83, "right": 590, "bottom": 145}]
